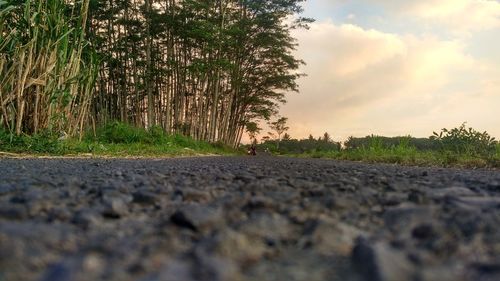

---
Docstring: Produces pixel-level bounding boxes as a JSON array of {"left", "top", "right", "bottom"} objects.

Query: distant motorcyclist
[{"left": 247, "top": 143, "right": 257, "bottom": 156}]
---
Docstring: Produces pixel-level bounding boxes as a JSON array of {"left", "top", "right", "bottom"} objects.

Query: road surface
[{"left": 1, "top": 157, "right": 500, "bottom": 281}]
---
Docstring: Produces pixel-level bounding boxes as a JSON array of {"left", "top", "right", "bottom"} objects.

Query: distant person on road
[{"left": 248, "top": 143, "right": 257, "bottom": 156}]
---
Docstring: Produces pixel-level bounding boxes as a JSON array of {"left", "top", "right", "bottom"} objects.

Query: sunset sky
[{"left": 277, "top": 0, "right": 500, "bottom": 142}]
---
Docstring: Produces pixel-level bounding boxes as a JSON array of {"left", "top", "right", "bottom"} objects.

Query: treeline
[
  {"left": 260, "top": 133, "right": 342, "bottom": 154},
  {"left": 0, "top": 0, "right": 310, "bottom": 147},
  {"left": 345, "top": 124, "right": 497, "bottom": 156},
  {"left": 344, "top": 135, "right": 440, "bottom": 151},
  {"left": 260, "top": 124, "right": 498, "bottom": 157}
]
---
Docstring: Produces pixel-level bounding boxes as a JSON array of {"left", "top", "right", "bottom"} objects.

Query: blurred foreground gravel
[{"left": 1, "top": 156, "right": 500, "bottom": 281}]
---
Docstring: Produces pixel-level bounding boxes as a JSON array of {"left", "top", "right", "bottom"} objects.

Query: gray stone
[
  {"left": 72, "top": 210, "right": 101, "bottom": 228},
  {"left": 198, "top": 229, "right": 267, "bottom": 265},
  {"left": 383, "top": 204, "right": 434, "bottom": 232},
  {"left": 170, "top": 205, "right": 224, "bottom": 233},
  {"left": 446, "top": 196, "right": 500, "bottom": 210},
  {"left": 237, "top": 213, "right": 294, "bottom": 242},
  {"left": 352, "top": 238, "right": 416, "bottom": 281},
  {"left": 193, "top": 252, "right": 241, "bottom": 281},
  {"left": 177, "top": 188, "right": 212, "bottom": 202},
  {"left": 102, "top": 197, "right": 129, "bottom": 218},
  {"left": 0, "top": 183, "right": 15, "bottom": 195},
  {"left": 305, "top": 218, "right": 363, "bottom": 256},
  {"left": 430, "top": 187, "right": 476, "bottom": 199},
  {"left": 0, "top": 205, "right": 28, "bottom": 220},
  {"left": 40, "top": 254, "right": 105, "bottom": 281},
  {"left": 244, "top": 195, "right": 277, "bottom": 211},
  {"left": 133, "top": 190, "right": 159, "bottom": 205}
]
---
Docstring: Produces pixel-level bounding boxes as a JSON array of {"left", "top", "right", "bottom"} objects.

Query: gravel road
[{"left": 1, "top": 156, "right": 500, "bottom": 281}]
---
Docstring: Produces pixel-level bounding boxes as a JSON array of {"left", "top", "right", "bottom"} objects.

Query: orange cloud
[
  {"left": 278, "top": 20, "right": 500, "bottom": 141},
  {"left": 373, "top": 0, "right": 500, "bottom": 33}
]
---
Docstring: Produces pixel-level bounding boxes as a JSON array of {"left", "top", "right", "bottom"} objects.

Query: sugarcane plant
[{"left": 0, "top": 0, "right": 97, "bottom": 139}]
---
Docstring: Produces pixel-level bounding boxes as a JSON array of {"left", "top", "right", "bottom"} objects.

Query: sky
[{"left": 276, "top": 0, "right": 500, "bottom": 142}]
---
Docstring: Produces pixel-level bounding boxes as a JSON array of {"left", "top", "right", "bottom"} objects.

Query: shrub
[
  {"left": 431, "top": 123, "right": 497, "bottom": 156},
  {"left": 148, "top": 125, "right": 168, "bottom": 144},
  {"left": 0, "top": 128, "right": 62, "bottom": 153},
  {"left": 25, "top": 131, "right": 62, "bottom": 153},
  {"left": 93, "top": 122, "right": 150, "bottom": 144},
  {"left": 366, "top": 135, "right": 384, "bottom": 151}
]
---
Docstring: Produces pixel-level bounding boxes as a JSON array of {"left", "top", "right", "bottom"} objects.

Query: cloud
[
  {"left": 317, "top": 23, "right": 407, "bottom": 76},
  {"left": 279, "top": 20, "right": 500, "bottom": 140},
  {"left": 373, "top": 0, "right": 500, "bottom": 33}
]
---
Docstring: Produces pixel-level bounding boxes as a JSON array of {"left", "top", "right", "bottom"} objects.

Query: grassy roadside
[
  {"left": 259, "top": 125, "right": 500, "bottom": 169},
  {"left": 286, "top": 146, "right": 500, "bottom": 169},
  {"left": 0, "top": 123, "right": 239, "bottom": 158}
]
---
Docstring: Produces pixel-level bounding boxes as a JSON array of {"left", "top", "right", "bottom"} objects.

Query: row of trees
[
  {"left": 260, "top": 123, "right": 497, "bottom": 157},
  {"left": 0, "top": 0, "right": 311, "bottom": 147},
  {"left": 258, "top": 131, "right": 341, "bottom": 154}
]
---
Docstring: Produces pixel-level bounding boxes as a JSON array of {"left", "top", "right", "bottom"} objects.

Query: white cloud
[
  {"left": 279, "top": 20, "right": 500, "bottom": 140},
  {"left": 373, "top": 0, "right": 500, "bottom": 33},
  {"left": 347, "top": 14, "right": 356, "bottom": 21},
  {"left": 318, "top": 23, "right": 407, "bottom": 76}
]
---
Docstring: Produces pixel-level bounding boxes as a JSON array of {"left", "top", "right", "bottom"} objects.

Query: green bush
[
  {"left": 0, "top": 128, "right": 62, "bottom": 153},
  {"left": 365, "top": 135, "right": 384, "bottom": 151},
  {"left": 0, "top": 128, "right": 17, "bottom": 148},
  {"left": 171, "top": 134, "right": 201, "bottom": 148},
  {"left": 25, "top": 131, "right": 61, "bottom": 153},
  {"left": 86, "top": 122, "right": 227, "bottom": 151},
  {"left": 148, "top": 125, "right": 168, "bottom": 144},
  {"left": 92, "top": 122, "right": 151, "bottom": 144},
  {"left": 431, "top": 123, "right": 497, "bottom": 156}
]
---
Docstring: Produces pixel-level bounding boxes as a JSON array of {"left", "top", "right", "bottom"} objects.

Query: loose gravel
[{"left": 1, "top": 156, "right": 500, "bottom": 281}]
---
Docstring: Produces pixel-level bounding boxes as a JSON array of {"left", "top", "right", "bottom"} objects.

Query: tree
[
  {"left": 323, "top": 132, "right": 331, "bottom": 143},
  {"left": 268, "top": 116, "right": 289, "bottom": 149},
  {"left": 245, "top": 122, "right": 261, "bottom": 144},
  {"left": 145, "top": 0, "right": 154, "bottom": 128},
  {"left": 1, "top": 0, "right": 313, "bottom": 146},
  {"left": 282, "top": 133, "right": 291, "bottom": 141}
]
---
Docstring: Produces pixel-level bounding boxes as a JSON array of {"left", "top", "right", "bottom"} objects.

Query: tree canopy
[{"left": 0, "top": 0, "right": 312, "bottom": 146}]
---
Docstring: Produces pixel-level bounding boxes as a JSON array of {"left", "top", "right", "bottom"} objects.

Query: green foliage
[
  {"left": 268, "top": 117, "right": 290, "bottom": 138},
  {"left": 0, "top": 0, "right": 97, "bottom": 136},
  {"left": 24, "top": 131, "right": 62, "bottom": 153},
  {"left": 273, "top": 125, "right": 500, "bottom": 169},
  {"left": 296, "top": 143, "right": 497, "bottom": 169},
  {"left": 89, "top": 122, "right": 218, "bottom": 150},
  {"left": 0, "top": 122, "right": 238, "bottom": 156},
  {"left": 91, "top": 122, "right": 151, "bottom": 144},
  {"left": 0, "top": 128, "right": 62, "bottom": 153},
  {"left": 345, "top": 135, "right": 439, "bottom": 151},
  {"left": 0, "top": 128, "right": 21, "bottom": 149},
  {"left": 431, "top": 123, "right": 497, "bottom": 156},
  {"left": 245, "top": 122, "right": 262, "bottom": 143},
  {"left": 86, "top": 0, "right": 311, "bottom": 146},
  {"left": 365, "top": 135, "right": 384, "bottom": 151},
  {"left": 259, "top": 133, "right": 341, "bottom": 155}
]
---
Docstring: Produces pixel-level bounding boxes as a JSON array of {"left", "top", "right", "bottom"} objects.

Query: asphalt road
[{"left": 1, "top": 156, "right": 500, "bottom": 281}]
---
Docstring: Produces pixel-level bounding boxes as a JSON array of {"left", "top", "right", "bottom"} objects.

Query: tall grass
[
  {"left": 295, "top": 133, "right": 500, "bottom": 168},
  {"left": 0, "top": 122, "right": 237, "bottom": 156},
  {"left": 0, "top": 0, "right": 97, "bottom": 138}
]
